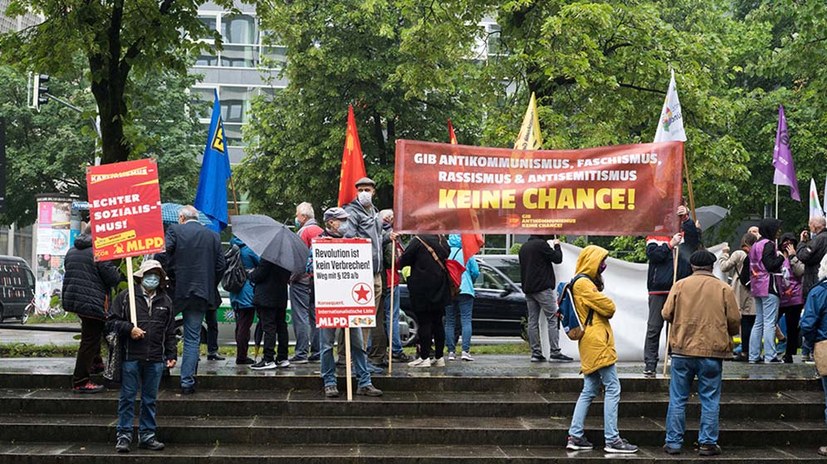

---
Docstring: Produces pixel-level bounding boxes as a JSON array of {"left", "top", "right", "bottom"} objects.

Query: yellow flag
[{"left": 513, "top": 92, "right": 543, "bottom": 150}]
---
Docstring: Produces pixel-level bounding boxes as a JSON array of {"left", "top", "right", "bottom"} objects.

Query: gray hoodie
[{"left": 344, "top": 198, "right": 385, "bottom": 273}]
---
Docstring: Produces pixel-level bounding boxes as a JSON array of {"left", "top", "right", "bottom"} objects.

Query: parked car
[
  {"left": 477, "top": 254, "right": 522, "bottom": 285},
  {"left": 0, "top": 256, "right": 35, "bottom": 322},
  {"left": 399, "top": 261, "right": 528, "bottom": 344}
]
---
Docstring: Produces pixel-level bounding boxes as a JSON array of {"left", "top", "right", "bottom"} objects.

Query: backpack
[
  {"left": 445, "top": 248, "right": 467, "bottom": 297},
  {"left": 221, "top": 245, "right": 248, "bottom": 293},
  {"left": 556, "top": 274, "right": 593, "bottom": 341},
  {"left": 738, "top": 254, "right": 751, "bottom": 289}
]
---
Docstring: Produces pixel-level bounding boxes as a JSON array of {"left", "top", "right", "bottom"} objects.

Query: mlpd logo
[{"left": 351, "top": 282, "right": 372, "bottom": 304}]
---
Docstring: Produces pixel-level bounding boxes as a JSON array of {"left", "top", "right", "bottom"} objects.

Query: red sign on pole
[{"left": 86, "top": 159, "right": 165, "bottom": 261}]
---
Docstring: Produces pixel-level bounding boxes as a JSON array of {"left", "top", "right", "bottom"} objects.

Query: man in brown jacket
[{"left": 661, "top": 250, "right": 740, "bottom": 457}]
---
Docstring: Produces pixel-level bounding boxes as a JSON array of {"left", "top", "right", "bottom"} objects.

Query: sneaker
[
  {"left": 818, "top": 445, "right": 827, "bottom": 456},
  {"left": 663, "top": 444, "right": 682, "bottom": 455},
  {"left": 748, "top": 359, "right": 764, "bottom": 364},
  {"left": 698, "top": 443, "right": 722, "bottom": 456},
  {"left": 391, "top": 353, "right": 412, "bottom": 363},
  {"left": 804, "top": 354, "right": 815, "bottom": 364},
  {"left": 289, "top": 356, "right": 309, "bottom": 364},
  {"left": 408, "top": 357, "right": 431, "bottom": 368},
  {"left": 530, "top": 355, "right": 547, "bottom": 363},
  {"left": 768, "top": 357, "right": 782, "bottom": 363},
  {"left": 324, "top": 385, "right": 340, "bottom": 398},
  {"left": 433, "top": 357, "right": 446, "bottom": 367},
  {"left": 207, "top": 353, "right": 225, "bottom": 361},
  {"left": 72, "top": 381, "right": 105, "bottom": 394},
  {"left": 604, "top": 437, "right": 639, "bottom": 454},
  {"left": 643, "top": 368, "right": 656, "bottom": 378},
  {"left": 236, "top": 358, "right": 255, "bottom": 365},
  {"left": 277, "top": 360, "right": 291, "bottom": 368},
  {"left": 250, "top": 360, "right": 277, "bottom": 370},
  {"left": 461, "top": 351, "right": 474, "bottom": 362},
  {"left": 355, "top": 384, "right": 383, "bottom": 397},
  {"left": 448, "top": 352, "right": 456, "bottom": 361},
  {"left": 181, "top": 386, "right": 196, "bottom": 395},
  {"left": 566, "top": 435, "right": 593, "bottom": 451},
  {"left": 548, "top": 353, "right": 574, "bottom": 362},
  {"left": 115, "top": 436, "right": 131, "bottom": 453},
  {"left": 138, "top": 437, "right": 165, "bottom": 451}
]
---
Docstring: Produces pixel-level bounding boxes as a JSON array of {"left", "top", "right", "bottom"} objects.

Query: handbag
[
  {"left": 414, "top": 236, "right": 461, "bottom": 297},
  {"left": 103, "top": 329, "right": 123, "bottom": 384},
  {"left": 815, "top": 340, "right": 827, "bottom": 376}
]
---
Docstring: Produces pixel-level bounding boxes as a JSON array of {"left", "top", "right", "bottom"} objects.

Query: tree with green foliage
[
  {"left": 239, "top": 0, "right": 498, "bottom": 219},
  {"left": 0, "top": 0, "right": 232, "bottom": 165},
  {"left": 0, "top": 65, "right": 205, "bottom": 226}
]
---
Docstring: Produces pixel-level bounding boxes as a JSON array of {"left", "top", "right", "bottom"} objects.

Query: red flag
[
  {"left": 338, "top": 105, "right": 367, "bottom": 207},
  {"left": 448, "top": 119, "right": 484, "bottom": 261}
]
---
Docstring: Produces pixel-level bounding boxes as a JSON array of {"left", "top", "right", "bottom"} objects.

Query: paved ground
[{"left": 0, "top": 355, "right": 820, "bottom": 380}]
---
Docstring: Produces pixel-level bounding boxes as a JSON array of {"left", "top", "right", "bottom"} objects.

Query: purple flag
[{"left": 773, "top": 105, "right": 800, "bottom": 201}]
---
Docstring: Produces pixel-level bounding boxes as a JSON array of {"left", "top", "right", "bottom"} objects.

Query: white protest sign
[{"left": 312, "top": 237, "right": 376, "bottom": 328}]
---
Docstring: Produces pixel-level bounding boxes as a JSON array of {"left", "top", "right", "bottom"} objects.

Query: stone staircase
[{"left": 0, "top": 357, "right": 824, "bottom": 462}]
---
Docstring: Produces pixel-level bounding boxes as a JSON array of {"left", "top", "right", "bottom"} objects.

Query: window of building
[{"left": 222, "top": 14, "right": 257, "bottom": 45}]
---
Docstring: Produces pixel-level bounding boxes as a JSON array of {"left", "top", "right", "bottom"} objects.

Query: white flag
[
  {"left": 823, "top": 176, "right": 827, "bottom": 216},
  {"left": 810, "top": 178, "right": 824, "bottom": 219},
  {"left": 654, "top": 69, "right": 687, "bottom": 143}
]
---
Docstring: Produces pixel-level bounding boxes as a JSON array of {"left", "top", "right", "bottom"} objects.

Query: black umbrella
[
  {"left": 694, "top": 205, "right": 729, "bottom": 231},
  {"left": 230, "top": 214, "right": 309, "bottom": 274}
]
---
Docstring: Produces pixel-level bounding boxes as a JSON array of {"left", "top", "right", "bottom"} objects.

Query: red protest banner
[
  {"left": 86, "top": 159, "right": 165, "bottom": 261},
  {"left": 393, "top": 140, "right": 684, "bottom": 236}
]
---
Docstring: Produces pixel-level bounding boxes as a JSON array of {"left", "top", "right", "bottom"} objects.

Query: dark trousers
[
  {"left": 204, "top": 309, "right": 219, "bottom": 355},
  {"left": 416, "top": 310, "right": 445, "bottom": 360},
  {"left": 73, "top": 316, "right": 105, "bottom": 387},
  {"left": 256, "top": 305, "right": 289, "bottom": 363},
  {"left": 740, "top": 315, "right": 756, "bottom": 356},
  {"left": 644, "top": 294, "right": 668, "bottom": 370},
  {"left": 779, "top": 304, "right": 803, "bottom": 361},
  {"left": 234, "top": 308, "right": 255, "bottom": 361}
]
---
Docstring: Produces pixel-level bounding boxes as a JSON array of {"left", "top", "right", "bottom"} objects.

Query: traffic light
[{"left": 31, "top": 74, "right": 49, "bottom": 110}]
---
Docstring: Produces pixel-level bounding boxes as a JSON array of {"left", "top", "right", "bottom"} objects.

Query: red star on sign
[{"left": 352, "top": 283, "right": 371, "bottom": 304}]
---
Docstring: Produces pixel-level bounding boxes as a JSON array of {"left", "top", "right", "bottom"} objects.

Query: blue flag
[{"left": 194, "top": 90, "right": 231, "bottom": 231}]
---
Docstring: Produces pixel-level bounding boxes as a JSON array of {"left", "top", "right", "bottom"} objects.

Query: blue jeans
[
  {"left": 320, "top": 327, "right": 371, "bottom": 389},
  {"left": 384, "top": 285, "right": 403, "bottom": 356},
  {"left": 290, "top": 281, "right": 320, "bottom": 360},
  {"left": 117, "top": 360, "right": 165, "bottom": 441},
  {"left": 821, "top": 377, "right": 827, "bottom": 426},
  {"left": 750, "top": 295, "right": 779, "bottom": 362},
  {"left": 180, "top": 298, "right": 207, "bottom": 389},
  {"left": 665, "top": 356, "right": 723, "bottom": 448},
  {"left": 445, "top": 294, "right": 474, "bottom": 353},
  {"left": 568, "top": 364, "right": 620, "bottom": 442}
]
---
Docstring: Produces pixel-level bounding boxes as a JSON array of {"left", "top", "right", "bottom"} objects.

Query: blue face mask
[
  {"left": 142, "top": 274, "right": 161, "bottom": 291},
  {"left": 294, "top": 218, "right": 302, "bottom": 229}
]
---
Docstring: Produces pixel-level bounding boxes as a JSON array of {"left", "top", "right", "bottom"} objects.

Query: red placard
[
  {"left": 86, "top": 160, "right": 165, "bottom": 261},
  {"left": 393, "top": 140, "right": 684, "bottom": 236}
]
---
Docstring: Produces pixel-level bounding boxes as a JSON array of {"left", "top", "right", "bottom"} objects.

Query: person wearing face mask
[
  {"left": 661, "top": 251, "right": 740, "bottom": 456},
  {"left": 289, "top": 202, "right": 324, "bottom": 364},
  {"left": 518, "top": 234, "right": 572, "bottom": 363},
  {"left": 315, "top": 207, "right": 383, "bottom": 398},
  {"left": 107, "top": 260, "right": 177, "bottom": 453},
  {"left": 565, "top": 246, "right": 638, "bottom": 454},
  {"left": 343, "top": 177, "right": 394, "bottom": 367}
]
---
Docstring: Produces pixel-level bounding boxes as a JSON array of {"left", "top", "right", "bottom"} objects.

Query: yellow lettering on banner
[
  {"left": 596, "top": 189, "right": 612, "bottom": 209},
  {"left": 612, "top": 189, "right": 625, "bottom": 210},
  {"left": 482, "top": 190, "right": 501, "bottom": 209},
  {"left": 558, "top": 189, "right": 575, "bottom": 209},
  {"left": 439, "top": 189, "right": 456, "bottom": 208},
  {"left": 125, "top": 237, "right": 164, "bottom": 253},
  {"left": 95, "top": 230, "right": 137, "bottom": 248},
  {"left": 575, "top": 188, "right": 594, "bottom": 209}
]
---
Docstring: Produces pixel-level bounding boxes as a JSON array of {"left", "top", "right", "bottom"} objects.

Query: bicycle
[{"left": 22, "top": 297, "right": 66, "bottom": 322}]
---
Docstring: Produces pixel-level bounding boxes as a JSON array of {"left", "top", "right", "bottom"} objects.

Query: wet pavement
[{"left": 0, "top": 323, "right": 80, "bottom": 346}]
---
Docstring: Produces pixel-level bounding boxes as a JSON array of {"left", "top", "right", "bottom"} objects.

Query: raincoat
[{"left": 571, "top": 246, "right": 617, "bottom": 375}]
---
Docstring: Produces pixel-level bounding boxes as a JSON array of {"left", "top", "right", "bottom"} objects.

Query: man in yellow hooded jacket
[{"left": 565, "top": 245, "right": 639, "bottom": 454}]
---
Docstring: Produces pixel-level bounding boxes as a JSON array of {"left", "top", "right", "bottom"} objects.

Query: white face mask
[{"left": 358, "top": 190, "right": 373, "bottom": 206}]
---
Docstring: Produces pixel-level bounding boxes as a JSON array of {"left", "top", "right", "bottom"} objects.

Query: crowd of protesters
[{"left": 59, "top": 176, "right": 827, "bottom": 456}]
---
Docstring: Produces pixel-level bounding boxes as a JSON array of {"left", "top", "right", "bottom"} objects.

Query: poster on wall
[{"left": 34, "top": 195, "right": 79, "bottom": 313}]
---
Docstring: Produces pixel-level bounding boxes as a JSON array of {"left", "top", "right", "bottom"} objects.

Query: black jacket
[
  {"left": 797, "top": 229, "right": 827, "bottom": 297},
  {"left": 107, "top": 286, "right": 177, "bottom": 363},
  {"left": 646, "top": 218, "right": 702, "bottom": 293},
  {"left": 165, "top": 221, "right": 225, "bottom": 306},
  {"left": 519, "top": 236, "right": 563, "bottom": 294},
  {"left": 61, "top": 234, "right": 122, "bottom": 320},
  {"left": 399, "top": 235, "right": 452, "bottom": 312},
  {"left": 250, "top": 260, "right": 290, "bottom": 308}
]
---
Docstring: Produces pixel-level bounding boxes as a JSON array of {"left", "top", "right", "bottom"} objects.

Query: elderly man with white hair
[
  {"left": 800, "top": 253, "right": 827, "bottom": 456},
  {"left": 289, "top": 202, "right": 324, "bottom": 363}
]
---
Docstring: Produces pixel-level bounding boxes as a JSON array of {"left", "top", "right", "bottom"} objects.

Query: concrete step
[
  {"left": 0, "top": 388, "right": 822, "bottom": 421},
  {"left": 0, "top": 414, "right": 823, "bottom": 447},
  {"left": 0, "top": 442, "right": 824, "bottom": 463}
]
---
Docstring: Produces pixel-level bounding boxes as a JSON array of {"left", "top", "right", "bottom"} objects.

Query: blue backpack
[{"left": 556, "top": 274, "right": 593, "bottom": 341}]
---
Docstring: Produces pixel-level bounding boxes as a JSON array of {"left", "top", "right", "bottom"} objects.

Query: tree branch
[{"left": 618, "top": 82, "right": 666, "bottom": 95}]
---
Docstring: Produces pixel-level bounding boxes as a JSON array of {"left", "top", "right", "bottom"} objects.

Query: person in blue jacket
[
  {"left": 800, "top": 253, "right": 827, "bottom": 457},
  {"left": 229, "top": 237, "right": 260, "bottom": 365},
  {"left": 444, "top": 234, "right": 481, "bottom": 361}
]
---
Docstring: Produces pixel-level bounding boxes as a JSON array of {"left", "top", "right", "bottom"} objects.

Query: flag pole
[
  {"left": 388, "top": 239, "right": 396, "bottom": 375},
  {"left": 775, "top": 185, "right": 779, "bottom": 219},
  {"left": 683, "top": 153, "right": 697, "bottom": 222},
  {"left": 229, "top": 175, "right": 241, "bottom": 216}
]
